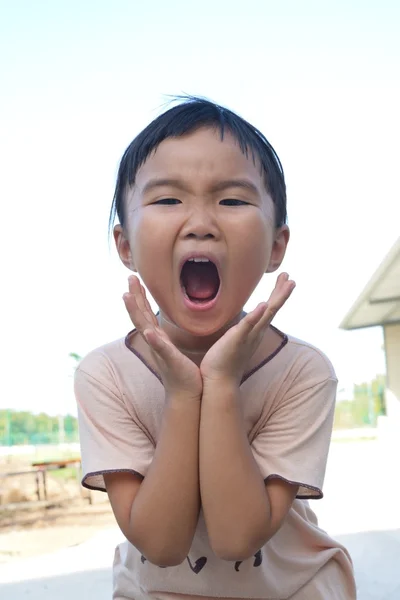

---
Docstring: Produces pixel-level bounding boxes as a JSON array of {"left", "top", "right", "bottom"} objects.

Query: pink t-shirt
[{"left": 75, "top": 329, "right": 356, "bottom": 599}]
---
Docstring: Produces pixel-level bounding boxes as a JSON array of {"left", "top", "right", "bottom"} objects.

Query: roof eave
[{"left": 340, "top": 237, "right": 400, "bottom": 330}]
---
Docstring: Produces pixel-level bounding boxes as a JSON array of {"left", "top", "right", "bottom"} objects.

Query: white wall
[{"left": 384, "top": 323, "right": 400, "bottom": 418}]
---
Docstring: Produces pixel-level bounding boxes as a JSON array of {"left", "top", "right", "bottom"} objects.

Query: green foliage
[
  {"left": 50, "top": 466, "right": 78, "bottom": 480},
  {"left": 334, "top": 374, "right": 386, "bottom": 429},
  {"left": 0, "top": 410, "right": 79, "bottom": 446}
]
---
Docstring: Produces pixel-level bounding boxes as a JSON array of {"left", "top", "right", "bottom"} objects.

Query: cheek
[
  {"left": 231, "top": 220, "right": 271, "bottom": 276},
  {"left": 130, "top": 212, "right": 170, "bottom": 266}
]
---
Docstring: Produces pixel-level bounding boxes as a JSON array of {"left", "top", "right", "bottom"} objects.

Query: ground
[
  {"left": 0, "top": 454, "right": 116, "bottom": 563},
  {"left": 0, "top": 439, "right": 399, "bottom": 599},
  {"left": 0, "top": 496, "right": 115, "bottom": 562}
]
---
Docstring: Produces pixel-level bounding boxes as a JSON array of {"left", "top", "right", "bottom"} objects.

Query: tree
[{"left": 0, "top": 410, "right": 79, "bottom": 446}]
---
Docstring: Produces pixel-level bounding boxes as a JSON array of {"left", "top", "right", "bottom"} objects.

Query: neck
[{"left": 157, "top": 310, "right": 245, "bottom": 359}]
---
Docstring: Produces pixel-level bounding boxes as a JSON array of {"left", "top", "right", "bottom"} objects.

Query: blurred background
[{"left": 0, "top": 1, "right": 399, "bottom": 599}]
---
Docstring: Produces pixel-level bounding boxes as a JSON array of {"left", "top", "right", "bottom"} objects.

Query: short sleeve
[
  {"left": 75, "top": 354, "right": 155, "bottom": 492},
  {"left": 251, "top": 357, "right": 337, "bottom": 499}
]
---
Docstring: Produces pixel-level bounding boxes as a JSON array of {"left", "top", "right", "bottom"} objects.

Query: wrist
[
  {"left": 202, "top": 377, "right": 240, "bottom": 398},
  {"left": 165, "top": 388, "right": 202, "bottom": 404}
]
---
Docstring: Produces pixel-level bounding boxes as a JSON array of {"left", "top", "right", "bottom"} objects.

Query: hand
[
  {"left": 200, "top": 273, "right": 295, "bottom": 386},
  {"left": 123, "top": 276, "right": 203, "bottom": 400}
]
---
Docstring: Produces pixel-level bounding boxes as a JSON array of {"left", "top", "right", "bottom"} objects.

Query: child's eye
[
  {"left": 152, "top": 198, "right": 181, "bottom": 205},
  {"left": 220, "top": 199, "right": 250, "bottom": 206}
]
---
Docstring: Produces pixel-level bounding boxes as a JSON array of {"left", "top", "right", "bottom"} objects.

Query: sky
[{"left": 1, "top": 0, "right": 399, "bottom": 415}]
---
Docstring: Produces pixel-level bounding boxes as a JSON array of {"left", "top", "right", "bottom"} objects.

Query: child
[{"left": 75, "top": 98, "right": 357, "bottom": 599}]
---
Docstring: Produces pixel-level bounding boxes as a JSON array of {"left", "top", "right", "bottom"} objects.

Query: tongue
[{"left": 182, "top": 262, "right": 219, "bottom": 300}]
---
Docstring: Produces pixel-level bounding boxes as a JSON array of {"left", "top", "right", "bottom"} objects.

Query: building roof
[{"left": 340, "top": 237, "right": 400, "bottom": 330}]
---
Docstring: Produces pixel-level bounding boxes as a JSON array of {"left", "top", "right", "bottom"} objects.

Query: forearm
[
  {"left": 130, "top": 392, "right": 201, "bottom": 565},
  {"left": 200, "top": 381, "right": 270, "bottom": 561}
]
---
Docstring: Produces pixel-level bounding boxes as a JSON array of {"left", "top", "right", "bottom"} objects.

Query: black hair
[{"left": 109, "top": 97, "right": 287, "bottom": 232}]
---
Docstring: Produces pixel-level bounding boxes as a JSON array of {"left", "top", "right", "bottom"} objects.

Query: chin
[
  {"left": 174, "top": 310, "right": 240, "bottom": 339},
  {"left": 182, "top": 322, "right": 223, "bottom": 338},
  {"left": 157, "top": 290, "right": 246, "bottom": 339}
]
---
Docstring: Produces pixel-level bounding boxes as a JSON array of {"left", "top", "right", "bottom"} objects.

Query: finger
[
  {"left": 242, "top": 274, "right": 292, "bottom": 328},
  {"left": 268, "top": 273, "right": 295, "bottom": 306},
  {"left": 124, "top": 284, "right": 155, "bottom": 334},
  {"left": 255, "top": 276, "right": 295, "bottom": 332},
  {"left": 271, "top": 272, "right": 291, "bottom": 297},
  {"left": 126, "top": 277, "right": 156, "bottom": 328},
  {"left": 140, "top": 283, "right": 159, "bottom": 326},
  {"left": 128, "top": 274, "right": 141, "bottom": 296},
  {"left": 143, "top": 328, "right": 165, "bottom": 352},
  {"left": 123, "top": 291, "right": 151, "bottom": 333},
  {"left": 128, "top": 277, "right": 151, "bottom": 317},
  {"left": 143, "top": 328, "right": 178, "bottom": 364},
  {"left": 234, "top": 303, "right": 268, "bottom": 338},
  {"left": 244, "top": 302, "right": 269, "bottom": 327},
  {"left": 130, "top": 277, "right": 146, "bottom": 312},
  {"left": 127, "top": 275, "right": 147, "bottom": 314},
  {"left": 272, "top": 275, "right": 296, "bottom": 306}
]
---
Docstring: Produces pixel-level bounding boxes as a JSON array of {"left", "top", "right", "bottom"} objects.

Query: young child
[{"left": 75, "top": 98, "right": 357, "bottom": 599}]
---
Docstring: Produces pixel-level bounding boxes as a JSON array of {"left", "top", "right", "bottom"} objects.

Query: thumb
[
  {"left": 143, "top": 328, "right": 176, "bottom": 364},
  {"left": 241, "top": 303, "right": 268, "bottom": 329},
  {"left": 143, "top": 328, "right": 165, "bottom": 352}
]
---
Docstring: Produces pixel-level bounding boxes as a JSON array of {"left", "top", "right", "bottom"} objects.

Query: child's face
[{"left": 116, "top": 127, "right": 289, "bottom": 338}]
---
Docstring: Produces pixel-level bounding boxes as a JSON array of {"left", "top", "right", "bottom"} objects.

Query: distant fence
[
  {"left": 0, "top": 432, "right": 79, "bottom": 447},
  {"left": 334, "top": 381, "right": 386, "bottom": 429},
  {"left": 0, "top": 410, "right": 79, "bottom": 447}
]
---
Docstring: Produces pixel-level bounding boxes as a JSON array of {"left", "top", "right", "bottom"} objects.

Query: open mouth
[{"left": 180, "top": 258, "right": 220, "bottom": 305}]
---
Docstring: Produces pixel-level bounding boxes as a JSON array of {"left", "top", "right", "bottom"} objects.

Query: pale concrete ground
[
  {"left": 314, "top": 440, "right": 400, "bottom": 600},
  {"left": 0, "top": 440, "right": 399, "bottom": 599}
]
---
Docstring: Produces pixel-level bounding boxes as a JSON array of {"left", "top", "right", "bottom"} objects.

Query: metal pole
[
  {"left": 6, "top": 409, "right": 11, "bottom": 446},
  {"left": 58, "top": 414, "right": 65, "bottom": 444}
]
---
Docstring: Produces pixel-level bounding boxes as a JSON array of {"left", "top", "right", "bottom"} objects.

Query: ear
[
  {"left": 114, "top": 225, "right": 137, "bottom": 272},
  {"left": 266, "top": 225, "right": 290, "bottom": 273}
]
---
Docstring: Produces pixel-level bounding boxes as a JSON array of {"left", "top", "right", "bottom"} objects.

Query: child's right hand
[{"left": 123, "top": 276, "right": 203, "bottom": 400}]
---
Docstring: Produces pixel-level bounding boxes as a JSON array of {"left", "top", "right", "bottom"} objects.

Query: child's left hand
[{"left": 200, "top": 273, "right": 295, "bottom": 387}]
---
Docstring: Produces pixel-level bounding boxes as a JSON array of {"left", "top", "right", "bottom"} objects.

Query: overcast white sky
[{"left": 1, "top": 0, "right": 399, "bottom": 415}]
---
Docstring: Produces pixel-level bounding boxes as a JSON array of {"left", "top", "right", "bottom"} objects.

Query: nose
[{"left": 182, "top": 207, "right": 220, "bottom": 240}]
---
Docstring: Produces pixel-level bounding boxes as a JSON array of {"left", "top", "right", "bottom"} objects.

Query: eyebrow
[
  {"left": 210, "top": 179, "right": 260, "bottom": 195},
  {"left": 142, "top": 178, "right": 188, "bottom": 194},
  {"left": 142, "top": 178, "right": 260, "bottom": 196}
]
